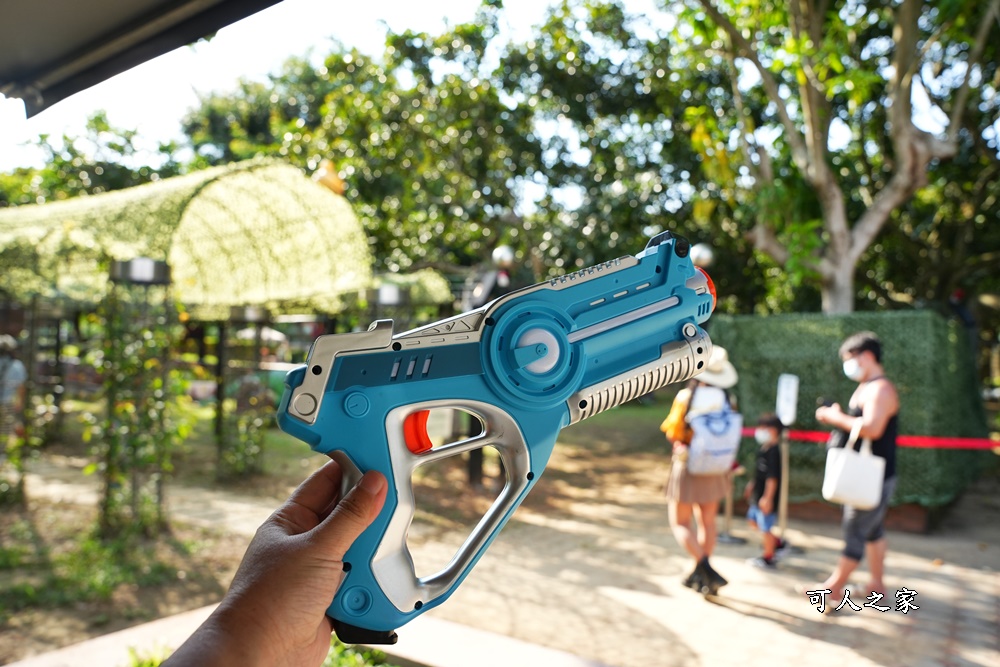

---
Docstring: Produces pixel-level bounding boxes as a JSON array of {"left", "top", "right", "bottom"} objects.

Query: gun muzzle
[{"left": 687, "top": 267, "right": 716, "bottom": 312}]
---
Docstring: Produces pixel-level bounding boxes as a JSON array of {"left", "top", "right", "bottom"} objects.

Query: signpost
[{"left": 775, "top": 374, "right": 799, "bottom": 539}]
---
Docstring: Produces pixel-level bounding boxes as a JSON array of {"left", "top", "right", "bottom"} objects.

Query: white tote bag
[
  {"left": 686, "top": 406, "right": 743, "bottom": 476},
  {"left": 822, "top": 419, "right": 885, "bottom": 510}
]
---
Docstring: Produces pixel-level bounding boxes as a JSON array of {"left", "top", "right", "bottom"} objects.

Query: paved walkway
[{"left": 8, "top": 456, "right": 1000, "bottom": 667}]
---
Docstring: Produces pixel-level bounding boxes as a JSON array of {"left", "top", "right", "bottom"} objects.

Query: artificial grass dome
[{"left": 0, "top": 159, "right": 373, "bottom": 318}]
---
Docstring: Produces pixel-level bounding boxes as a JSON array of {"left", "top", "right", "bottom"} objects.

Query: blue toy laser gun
[{"left": 277, "top": 231, "right": 716, "bottom": 644}]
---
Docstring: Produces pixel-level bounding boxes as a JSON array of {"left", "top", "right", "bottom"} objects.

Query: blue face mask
[
  {"left": 754, "top": 428, "right": 773, "bottom": 445},
  {"left": 843, "top": 357, "right": 864, "bottom": 381}
]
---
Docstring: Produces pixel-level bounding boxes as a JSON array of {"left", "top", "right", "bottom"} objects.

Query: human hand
[
  {"left": 163, "top": 460, "right": 387, "bottom": 667},
  {"left": 759, "top": 496, "right": 773, "bottom": 515},
  {"left": 815, "top": 403, "right": 841, "bottom": 425}
]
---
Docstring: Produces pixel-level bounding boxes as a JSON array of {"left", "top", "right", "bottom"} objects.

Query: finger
[
  {"left": 313, "top": 471, "right": 388, "bottom": 559},
  {"left": 285, "top": 459, "right": 344, "bottom": 517}
]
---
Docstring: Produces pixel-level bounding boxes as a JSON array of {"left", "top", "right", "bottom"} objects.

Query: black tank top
[{"left": 843, "top": 405, "right": 897, "bottom": 480}]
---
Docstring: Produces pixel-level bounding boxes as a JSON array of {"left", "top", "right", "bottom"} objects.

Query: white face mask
[
  {"left": 754, "top": 428, "right": 773, "bottom": 445},
  {"left": 843, "top": 357, "right": 864, "bottom": 381}
]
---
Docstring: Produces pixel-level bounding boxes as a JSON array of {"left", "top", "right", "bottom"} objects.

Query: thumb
[{"left": 314, "top": 471, "right": 388, "bottom": 559}]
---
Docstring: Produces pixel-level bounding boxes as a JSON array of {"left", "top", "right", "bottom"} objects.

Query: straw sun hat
[{"left": 696, "top": 345, "right": 738, "bottom": 389}]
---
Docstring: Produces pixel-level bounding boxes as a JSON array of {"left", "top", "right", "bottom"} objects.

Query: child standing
[{"left": 744, "top": 413, "right": 784, "bottom": 568}]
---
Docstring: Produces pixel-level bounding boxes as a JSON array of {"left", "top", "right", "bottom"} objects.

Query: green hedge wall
[{"left": 708, "top": 310, "right": 990, "bottom": 508}]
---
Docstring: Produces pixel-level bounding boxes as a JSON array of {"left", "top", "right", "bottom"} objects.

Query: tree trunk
[{"left": 822, "top": 260, "right": 856, "bottom": 314}]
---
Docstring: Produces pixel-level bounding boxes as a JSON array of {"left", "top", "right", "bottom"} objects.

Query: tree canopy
[
  {"left": 2, "top": 0, "right": 997, "bottom": 329},
  {"left": 676, "top": 0, "right": 999, "bottom": 313}
]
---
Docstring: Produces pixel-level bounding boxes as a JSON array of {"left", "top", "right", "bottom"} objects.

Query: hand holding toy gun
[{"left": 277, "top": 232, "right": 717, "bottom": 643}]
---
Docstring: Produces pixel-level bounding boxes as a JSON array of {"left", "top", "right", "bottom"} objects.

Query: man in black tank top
[{"left": 812, "top": 331, "right": 899, "bottom": 605}]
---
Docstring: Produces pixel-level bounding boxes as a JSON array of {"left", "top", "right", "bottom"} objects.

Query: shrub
[{"left": 709, "top": 310, "right": 991, "bottom": 507}]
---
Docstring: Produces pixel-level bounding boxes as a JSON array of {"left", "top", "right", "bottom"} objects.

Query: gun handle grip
[{"left": 364, "top": 400, "right": 534, "bottom": 613}]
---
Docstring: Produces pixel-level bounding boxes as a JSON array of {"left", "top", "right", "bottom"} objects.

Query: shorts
[
  {"left": 747, "top": 504, "right": 777, "bottom": 532},
  {"left": 664, "top": 458, "right": 729, "bottom": 505},
  {"left": 842, "top": 476, "right": 897, "bottom": 561}
]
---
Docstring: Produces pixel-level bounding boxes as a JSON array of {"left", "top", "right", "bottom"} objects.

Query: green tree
[
  {"left": 181, "top": 80, "right": 280, "bottom": 166},
  {"left": 495, "top": 0, "right": 789, "bottom": 312},
  {"left": 0, "top": 111, "right": 180, "bottom": 206},
  {"left": 862, "top": 135, "right": 1000, "bottom": 311},
  {"left": 859, "top": 127, "right": 1000, "bottom": 376},
  {"left": 179, "top": 7, "right": 542, "bottom": 277},
  {"left": 680, "top": 0, "right": 999, "bottom": 312}
]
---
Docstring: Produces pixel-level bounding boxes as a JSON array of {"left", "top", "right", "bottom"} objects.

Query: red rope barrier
[{"left": 740, "top": 428, "right": 999, "bottom": 450}]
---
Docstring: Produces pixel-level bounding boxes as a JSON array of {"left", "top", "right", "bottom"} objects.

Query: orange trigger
[{"left": 404, "top": 410, "right": 433, "bottom": 454}]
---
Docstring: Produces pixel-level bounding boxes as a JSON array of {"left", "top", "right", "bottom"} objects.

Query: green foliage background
[
  {"left": 710, "top": 310, "right": 991, "bottom": 507},
  {"left": 3, "top": 0, "right": 998, "bottom": 332}
]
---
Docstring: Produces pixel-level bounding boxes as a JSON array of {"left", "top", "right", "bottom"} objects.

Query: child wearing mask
[{"left": 744, "top": 413, "right": 784, "bottom": 568}]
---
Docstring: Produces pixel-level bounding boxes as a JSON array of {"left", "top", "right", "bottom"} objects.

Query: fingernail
[{"left": 358, "top": 472, "right": 385, "bottom": 495}]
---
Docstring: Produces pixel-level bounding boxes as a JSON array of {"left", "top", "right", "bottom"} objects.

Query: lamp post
[{"left": 109, "top": 258, "right": 171, "bottom": 286}]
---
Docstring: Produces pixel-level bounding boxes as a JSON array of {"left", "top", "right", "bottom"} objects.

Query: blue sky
[{"left": 0, "top": 0, "right": 567, "bottom": 171}]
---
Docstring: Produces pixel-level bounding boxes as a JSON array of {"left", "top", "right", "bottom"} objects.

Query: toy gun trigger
[
  {"left": 372, "top": 400, "right": 533, "bottom": 614},
  {"left": 288, "top": 319, "right": 395, "bottom": 426}
]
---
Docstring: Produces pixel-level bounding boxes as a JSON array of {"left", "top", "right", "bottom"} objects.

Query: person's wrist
[
  {"left": 202, "top": 599, "right": 281, "bottom": 667},
  {"left": 162, "top": 608, "right": 255, "bottom": 667}
]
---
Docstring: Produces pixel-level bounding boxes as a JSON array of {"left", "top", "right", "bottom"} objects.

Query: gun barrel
[{"left": 568, "top": 325, "right": 711, "bottom": 424}]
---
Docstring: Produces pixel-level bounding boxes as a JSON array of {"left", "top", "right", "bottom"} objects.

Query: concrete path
[{"left": 8, "top": 456, "right": 1000, "bottom": 667}]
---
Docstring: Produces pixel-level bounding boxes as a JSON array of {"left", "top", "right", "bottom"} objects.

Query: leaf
[
  {"left": 827, "top": 53, "right": 844, "bottom": 75},
  {"left": 693, "top": 198, "right": 717, "bottom": 222}
]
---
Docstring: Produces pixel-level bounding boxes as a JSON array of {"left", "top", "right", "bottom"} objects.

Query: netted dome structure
[{"left": 0, "top": 159, "right": 373, "bottom": 317}]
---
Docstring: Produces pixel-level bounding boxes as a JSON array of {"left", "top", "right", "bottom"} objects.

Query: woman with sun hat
[{"left": 660, "top": 345, "right": 740, "bottom": 595}]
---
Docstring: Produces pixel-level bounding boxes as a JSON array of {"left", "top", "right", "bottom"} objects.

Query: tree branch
[
  {"left": 754, "top": 142, "right": 774, "bottom": 184},
  {"left": 946, "top": 0, "right": 1000, "bottom": 142},
  {"left": 812, "top": 0, "right": 832, "bottom": 44},
  {"left": 696, "top": 0, "right": 811, "bottom": 173},
  {"left": 788, "top": 0, "right": 824, "bottom": 93},
  {"left": 859, "top": 274, "right": 916, "bottom": 308},
  {"left": 890, "top": 0, "right": 919, "bottom": 137},
  {"left": 850, "top": 0, "right": 946, "bottom": 264},
  {"left": 954, "top": 251, "right": 1000, "bottom": 278},
  {"left": 857, "top": 117, "right": 878, "bottom": 206},
  {"left": 906, "top": 17, "right": 953, "bottom": 80},
  {"left": 788, "top": 0, "right": 843, "bottom": 224},
  {"left": 746, "top": 222, "right": 790, "bottom": 267},
  {"left": 723, "top": 42, "right": 768, "bottom": 186}
]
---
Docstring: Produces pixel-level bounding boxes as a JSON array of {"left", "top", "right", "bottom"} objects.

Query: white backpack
[{"left": 686, "top": 403, "right": 743, "bottom": 475}]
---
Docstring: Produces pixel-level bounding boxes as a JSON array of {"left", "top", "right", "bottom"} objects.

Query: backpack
[{"left": 686, "top": 403, "right": 743, "bottom": 475}]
